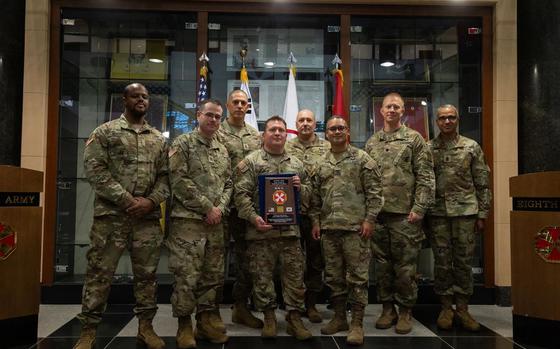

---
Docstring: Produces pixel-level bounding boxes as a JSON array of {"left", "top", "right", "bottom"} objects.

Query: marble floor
[{"left": 8, "top": 304, "right": 545, "bottom": 349}]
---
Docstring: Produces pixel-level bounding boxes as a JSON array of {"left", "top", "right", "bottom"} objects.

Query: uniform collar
[
  {"left": 433, "top": 133, "right": 463, "bottom": 149},
  {"left": 378, "top": 125, "right": 408, "bottom": 141},
  {"left": 262, "top": 148, "right": 291, "bottom": 162},
  {"left": 194, "top": 129, "right": 219, "bottom": 148},
  {"left": 221, "top": 119, "right": 252, "bottom": 136},
  {"left": 327, "top": 145, "right": 355, "bottom": 164},
  {"left": 118, "top": 114, "right": 153, "bottom": 133}
]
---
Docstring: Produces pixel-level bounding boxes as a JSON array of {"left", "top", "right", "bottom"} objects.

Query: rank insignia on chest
[
  {"left": 243, "top": 144, "right": 249, "bottom": 150},
  {"left": 334, "top": 170, "right": 341, "bottom": 176},
  {"left": 444, "top": 155, "right": 451, "bottom": 163}
]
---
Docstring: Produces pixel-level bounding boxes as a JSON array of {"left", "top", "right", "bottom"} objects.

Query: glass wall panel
[
  {"left": 350, "top": 16, "right": 484, "bottom": 285},
  {"left": 55, "top": 9, "right": 197, "bottom": 282}
]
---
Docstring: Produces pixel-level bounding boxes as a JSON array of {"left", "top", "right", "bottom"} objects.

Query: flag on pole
[
  {"left": 197, "top": 65, "right": 209, "bottom": 103},
  {"left": 282, "top": 53, "right": 299, "bottom": 139},
  {"left": 332, "top": 68, "right": 348, "bottom": 120},
  {"left": 240, "top": 67, "right": 259, "bottom": 130}
]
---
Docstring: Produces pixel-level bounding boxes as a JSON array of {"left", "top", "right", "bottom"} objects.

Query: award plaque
[{"left": 258, "top": 173, "right": 300, "bottom": 225}]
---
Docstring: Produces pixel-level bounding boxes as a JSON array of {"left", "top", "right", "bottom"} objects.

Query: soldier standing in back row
[
  {"left": 216, "top": 89, "right": 263, "bottom": 330},
  {"left": 74, "top": 83, "right": 169, "bottom": 349},
  {"left": 426, "top": 104, "right": 491, "bottom": 332},
  {"left": 310, "top": 116, "right": 383, "bottom": 345},
  {"left": 364, "top": 92, "right": 435, "bottom": 334},
  {"left": 167, "top": 98, "right": 232, "bottom": 347},
  {"left": 285, "top": 109, "right": 330, "bottom": 323}
]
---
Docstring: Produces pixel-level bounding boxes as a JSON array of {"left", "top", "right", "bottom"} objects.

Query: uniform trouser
[
  {"left": 372, "top": 213, "right": 423, "bottom": 308},
  {"left": 426, "top": 215, "right": 477, "bottom": 297},
  {"left": 322, "top": 230, "right": 371, "bottom": 307},
  {"left": 167, "top": 218, "right": 225, "bottom": 317},
  {"left": 247, "top": 237, "right": 306, "bottom": 312},
  {"left": 77, "top": 215, "right": 163, "bottom": 325},
  {"left": 225, "top": 208, "right": 253, "bottom": 304},
  {"left": 300, "top": 215, "right": 324, "bottom": 294}
]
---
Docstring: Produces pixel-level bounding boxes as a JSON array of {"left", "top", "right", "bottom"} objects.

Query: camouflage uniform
[
  {"left": 309, "top": 146, "right": 383, "bottom": 306},
  {"left": 286, "top": 135, "right": 330, "bottom": 296},
  {"left": 365, "top": 125, "right": 434, "bottom": 308},
  {"left": 167, "top": 129, "right": 232, "bottom": 316},
  {"left": 78, "top": 115, "right": 169, "bottom": 325},
  {"left": 217, "top": 120, "right": 261, "bottom": 303},
  {"left": 234, "top": 149, "right": 309, "bottom": 311},
  {"left": 426, "top": 134, "right": 491, "bottom": 296}
]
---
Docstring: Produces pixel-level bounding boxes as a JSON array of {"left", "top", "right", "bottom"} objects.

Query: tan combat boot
[
  {"left": 262, "top": 309, "right": 277, "bottom": 338},
  {"left": 321, "top": 296, "right": 349, "bottom": 335},
  {"left": 375, "top": 302, "right": 397, "bottom": 329},
  {"left": 176, "top": 316, "right": 196, "bottom": 349},
  {"left": 395, "top": 306, "right": 413, "bottom": 334},
  {"left": 437, "top": 295, "right": 455, "bottom": 330},
  {"left": 195, "top": 311, "right": 229, "bottom": 344},
  {"left": 208, "top": 309, "right": 226, "bottom": 333},
  {"left": 232, "top": 302, "right": 264, "bottom": 329},
  {"left": 73, "top": 324, "right": 96, "bottom": 349},
  {"left": 346, "top": 304, "right": 365, "bottom": 346},
  {"left": 137, "top": 319, "right": 165, "bottom": 349},
  {"left": 286, "top": 310, "right": 312, "bottom": 340},
  {"left": 455, "top": 295, "right": 480, "bottom": 332},
  {"left": 305, "top": 292, "right": 323, "bottom": 323}
]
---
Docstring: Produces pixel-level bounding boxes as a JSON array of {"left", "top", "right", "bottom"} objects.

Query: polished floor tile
[
  {"left": 333, "top": 336, "right": 451, "bottom": 349},
  {"left": 413, "top": 305, "right": 500, "bottom": 337},
  {"left": 227, "top": 336, "right": 338, "bottom": 349},
  {"left": 49, "top": 313, "right": 134, "bottom": 338},
  {"left": 31, "top": 337, "right": 113, "bottom": 349},
  {"left": 440, "top": 336, "right": 525, "bottom": 349}
]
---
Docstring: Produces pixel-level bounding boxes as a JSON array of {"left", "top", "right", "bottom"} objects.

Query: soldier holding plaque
[{"left": 234, "top": 116, "right": 312, "bottom": 340}]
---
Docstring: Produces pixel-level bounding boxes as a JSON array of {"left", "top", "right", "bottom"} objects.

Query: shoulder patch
[
  {"left": 168, "top": 147, "right": 178, "bottom": 158},
  {"left": 364, "top": 159, "right": 376, "bottom": 170},
  {"left": 85, "top": 134, "right": 95, "bottom": 147},
  {"left": 237, "top": 160, "right": 249, "bottom": 174}
]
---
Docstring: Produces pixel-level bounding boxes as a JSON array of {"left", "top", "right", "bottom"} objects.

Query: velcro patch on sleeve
[
  {"left": 237, "top": 160, "right": 249, "bottom": 174},
  {"left": 168, "top": 147, "right": 178, "bottom": 158},
  {"left": 364, "top": 160, "right": 376, "bottom": 170},
  {"left": 85, "top": 134, "right": 96, "bottom": 147}
]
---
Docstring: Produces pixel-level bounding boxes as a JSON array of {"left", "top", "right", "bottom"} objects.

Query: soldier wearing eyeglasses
[
  {"left": 167, "top": 98, "right": 232, "bottom": 347},
  {"left": 309, "top": 116, "right": 383, "bottom": 345},
  {"left": 426, "top": 104, "right": 491, "bottom": 332},
  {"left": 364, "top": 92, "right": 435, "bottom": 334}
]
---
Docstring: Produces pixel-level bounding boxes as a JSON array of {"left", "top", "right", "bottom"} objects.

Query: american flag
[{"left": 197, "top": 65, "right": 208, "bottom": 102}]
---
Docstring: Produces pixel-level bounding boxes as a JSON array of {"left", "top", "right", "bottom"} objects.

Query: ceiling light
[
  {"left": 149, "top": 58, "right": 164, "bottom": 63},
  {"left": 264, "top": 61, "right": 275, "bottom": 67},
  {"left": 380, "top": 61, "right": 395, "bottom": 67}
]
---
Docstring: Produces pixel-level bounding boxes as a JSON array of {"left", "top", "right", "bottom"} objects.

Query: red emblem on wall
[
  {"left": 535, "top": 226, "right": 560, "bottom": 263},
  {"left": 0, "top": 222, "right": 17, "bottom": 260},
  {"left": 272, "top": 190, "right": 287, "bottom": 205}
]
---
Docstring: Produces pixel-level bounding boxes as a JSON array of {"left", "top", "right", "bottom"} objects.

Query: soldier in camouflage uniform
[
  {"left": 216, "top": 89, "right": 263, "bottom": 329},
  {"left": 426, "top": 104, "right": 491, "bottom": 332},
  {"left": 285, "top": 109, "right": 330, "bottom": 323},
  {"left": 74, "top": 83, "right": 169, "bottom": 349},
  {"left": 167, "top": 98, "right": 232, "bottom": 347},
  {"left": 364, "top": 92, "right": 435, "bottom": 334},
  {"left": 234, "top": 116, "right": 312, "bottom": 340},
  {"left": 309, "top": 117, "right": 383, "bottom": 345}
]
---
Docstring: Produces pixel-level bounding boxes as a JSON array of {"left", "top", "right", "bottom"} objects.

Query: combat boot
[
  {"left": 137, "top": 319, "right": 165, "bottom": 349},
  {"left": 305, "top": 292, "right": 323, "bottom": 323},
  {"left": 208, "top": 309, "right": 226, "bottom": 333},
  {"left": 321, "top": 296, "right": 349, "bottom": 335},
  {"left": 286, "top": 310, "right": 312, "bottom": 340},
  {"left": 73, "top": 324, "right": 96, "bottom": 349},
  {"left": 176, "top": 316, "right": 196, "bottom": 349},
  {"left": 455, "top": 295, "right": 480, "bottom": 332},
  {"left": 437, "top": 295, "right": 455, "bottom": 330},
  {"left": 375, "top": 302, "right": 398, "bottom": 329},
  {"left": 232, "top": 302, "right": 264, "bottom": 329},
  {"left": 262, "top": 309, "right": 277, "bottom": 338},
  {"left": 395, "top": 306, "right": 413, "bottom": 334},
  {"left": 346, "top": 304, "right": 365, "bottom": 346},
  {"left": 195, "top": 311, "right": 229, "bottom": 344}
]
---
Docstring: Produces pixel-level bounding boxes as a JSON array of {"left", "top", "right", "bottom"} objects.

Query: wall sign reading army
[{"left": 0, "top": 192, "right": 40, "bottom": 207}]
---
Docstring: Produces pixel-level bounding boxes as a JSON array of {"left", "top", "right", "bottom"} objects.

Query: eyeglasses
[
  {"left": 201, "top": 112, "right": 222, "bottom": 120},
  {"left": 327, "top": 125, "right": 347, "bottom": 132},
  {"left": 437, "top": 115, "right": 458, "bottom": 122}
]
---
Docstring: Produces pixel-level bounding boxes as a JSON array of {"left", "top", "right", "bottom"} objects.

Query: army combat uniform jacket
[
  {"left": 234, "top": 149, "right": 309, "bottom": 240},
  {"left": 428, "top": 134, "right": 491, "bottom": 218},
  {"left": 84, "top": 114, "right": 169, "bottom": 218},
  {"left": 217, "top": 120, "right": 262, "bottom": 169},
  {"left": 364, "top": 125, "right": 434, "bottom": 216},
  {"left": 309, "top": 146, "right": 384, "bottom": 231},
  {"left": 168, "top": 129, "right": 232, "bottom": 219}
]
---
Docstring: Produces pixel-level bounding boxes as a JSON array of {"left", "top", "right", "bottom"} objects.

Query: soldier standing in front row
[
  {"left": 167, "top": 98, "right": 232, "bottom": 347},
  {"left": 74, "top": 83, "right": 169, "bottom": 349},
  {"left": 285, "top": 109, "right": 330, "bottom": 323},
  {"left": 234, "top": 116, "right": 312, "bottom": 340},
  {"left": 365, "top": 92, "right": 435, "bottom": 334},
  {"left": 426, "top": 104, "right": 491, "bottom": 331},
  {"left": 310, "top": 116, "right": 384, "bottom": 345}
]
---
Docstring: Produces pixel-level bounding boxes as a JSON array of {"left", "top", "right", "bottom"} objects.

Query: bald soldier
[
  {"left": 285, "top": 109, "right": 330, "bottom": 322},
  {"left": 364, "top": 92, "right": 435, "bottom": 334},
  {"left": 426, "top": 104, "right": 491, "bottom": 331},
  {"left": 74, "top": 83, "right": 169, "bottom": 349}
]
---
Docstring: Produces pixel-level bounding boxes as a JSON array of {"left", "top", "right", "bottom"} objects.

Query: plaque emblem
[
  {"left": 535, "top": 226, "right": 560, "bottom": 263},
  {"left": 273, "top": 190, "right": 287, "bottom": 205},
  {"left": 0, "top": 222, "right": 17, "bottom": 261}
]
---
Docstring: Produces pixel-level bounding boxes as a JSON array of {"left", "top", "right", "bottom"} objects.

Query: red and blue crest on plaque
[
  {"left": 0, "top": 222, "right": 17, "bottom": 260},
  {"left": 535, "top": 226, "right": 560, "bottom": 263}
]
